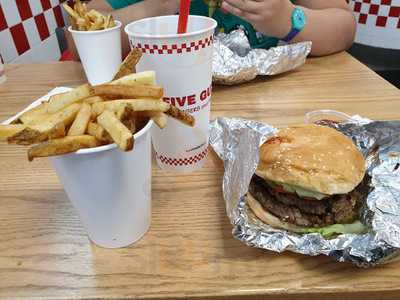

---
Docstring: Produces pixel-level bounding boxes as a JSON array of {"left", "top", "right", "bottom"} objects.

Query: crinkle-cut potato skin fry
[
  {"left": 68, "top": 103, "right": 92, "bottom": 136},
  {"left": 28, "top": 135, "right": 99, "bottom": 161},
  {"left": 92, "top": 99, "right": 170, "bottom": 117},
  {"left": 48, "top": 84, "right": 92, "bottom": 113},
  {"left": 93, "top": 83, "right": 163, "bottom": 99},
  {"left": 97, "top": 110, "right": 133, "bottom": 151},
  {"left": 111, "top": 71, "right": 156, "bottom": 86}
]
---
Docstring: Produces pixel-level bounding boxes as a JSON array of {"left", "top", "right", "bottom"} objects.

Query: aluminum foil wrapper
[
  {"left": 209, "top": 116, "right": 400, "bottom": 267},
  {"left": 212, "top": 29, "right": 312, "bottom": 85}
]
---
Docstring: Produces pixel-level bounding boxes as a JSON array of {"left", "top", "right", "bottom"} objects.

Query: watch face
[{"left": 292, "top": 7, "right": 306, "bottom": 31}]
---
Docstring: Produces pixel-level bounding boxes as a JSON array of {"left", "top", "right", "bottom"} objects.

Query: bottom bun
[{"left": 246, "top": 193, "right": 306, "bottom": 233}]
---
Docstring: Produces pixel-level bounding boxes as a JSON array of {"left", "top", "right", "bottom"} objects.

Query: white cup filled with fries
[
  {"left": 0, "top": 52, "right": 194, "bottom": 248},
  {"left": 64, "top": 0, "right": 122, "bottom": 85}
]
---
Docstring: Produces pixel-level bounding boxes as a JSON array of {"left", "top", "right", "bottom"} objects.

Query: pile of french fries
[
  {"left": 63, "top": 0, "right": 116, "bottom": 31},
  {"left": 0, "top": 49, "right": 194, "bottom": 161}
]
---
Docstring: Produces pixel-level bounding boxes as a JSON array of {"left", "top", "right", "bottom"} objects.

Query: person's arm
[
  {"left": 293, "top": 0, "right": 356, "bottom": 56},
  {"left": 221, "top": 0, "right": 356, "bottom": 56},
  {"left": 66, "top": 0, "right": 180, "bottom": 60}
]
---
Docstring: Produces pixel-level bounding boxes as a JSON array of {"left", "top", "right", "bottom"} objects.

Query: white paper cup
[
  {"left": 3, "top": 89, "right": 153, "bottom": 248},
  {"left": 51, "top": 121, "right": 153, "bottom": 248},
  {"left": 69, "top": 21, "right": 122, "bottom": 85},
  {"left": 125, "top": 16, "right": 217, "bottom": 172}
]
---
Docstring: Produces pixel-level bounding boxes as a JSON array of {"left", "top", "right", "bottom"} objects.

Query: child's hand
[{"left": 221, "top": 0, "right": 295, "bottom": 38}]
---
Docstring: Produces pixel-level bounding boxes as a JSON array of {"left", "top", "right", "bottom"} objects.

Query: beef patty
[{"left": 248, "top": 175, "right": 360, "bottom": 227}]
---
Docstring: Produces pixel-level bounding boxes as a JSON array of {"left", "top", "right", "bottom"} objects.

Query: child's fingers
[
  {"left": 221, "top": 1, "right": 260, "bottom": 20},
  {"left": 221, "top": 0, "right": 261, "bottom": 13},
  {"left": 221, "top": 1, "right": 242, "bottom": 16}
]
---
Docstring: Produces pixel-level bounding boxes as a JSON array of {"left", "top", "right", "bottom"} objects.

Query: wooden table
[{"left": 1, "top": 52, "right": 400, "bottom": 300}]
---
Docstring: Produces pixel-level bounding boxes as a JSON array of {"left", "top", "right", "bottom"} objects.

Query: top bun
[{"left": 256, "top": 124, "right": 365, "bottom": 196}]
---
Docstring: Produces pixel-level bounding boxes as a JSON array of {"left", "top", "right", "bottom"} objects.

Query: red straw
[{"left": 177, "top": 0, "right": 191, "bottom": 34}]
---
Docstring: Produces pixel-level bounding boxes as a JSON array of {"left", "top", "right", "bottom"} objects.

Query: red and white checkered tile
[
  {"left": 0, "top": 0, "right": 69, "bottom": 63},
  {"left": 133, "top": 36, "right": 214, "bottom": 55},
  {"left": 349, "top": 0, "right": 400, "bottom": 49},
  {"left": 156, "top": 148, "right": 209, "bottom": 167}
]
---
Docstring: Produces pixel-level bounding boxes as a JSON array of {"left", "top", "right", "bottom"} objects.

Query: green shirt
[{"left": 107, "top": 0, "right": 282, "bottom": 49}]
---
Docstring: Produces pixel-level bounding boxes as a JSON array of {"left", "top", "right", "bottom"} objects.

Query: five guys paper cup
[
  {"left": 3, "top": 88, "right": 153, "bottom": 249},
  {"left": 69, "top": 21, "right": 122, "bottom": 85},
  {"left": 51, "top": 121, "right": 153, "bottom": 249},
  {"left": 125, "top": 16, "right": 217, "bottom": 172}
]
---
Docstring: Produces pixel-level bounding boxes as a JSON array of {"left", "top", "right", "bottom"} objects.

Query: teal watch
[{"left": 282, "top": 7, "right": 306, "bottom": 42}]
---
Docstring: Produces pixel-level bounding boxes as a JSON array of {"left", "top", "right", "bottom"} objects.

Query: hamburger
[{"left": 246, "top": 124, "right": 367, "bottom": 237}]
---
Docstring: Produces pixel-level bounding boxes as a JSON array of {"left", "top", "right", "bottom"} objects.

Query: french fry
[
  {"left": 104, "top": 14, "right": 111, "bottom": 29},
  {"left": 74, "top": 0, "right": 86, "bottom": 17},
  {"left": 92, "top": 99, "right": 170, "bottom": 117},
  {"left": 48, "top": 84, "right": 92, "bottom": 113},
  {"left": 115, "top": 105, "right": 127, "bottom": 120},
  {"left": 0, "top": 124, "right": 27, "bottom": 141},
  {"left": 82, "top": 3, "right": 88, "bottom": 14},
  {"left": 12, "top": 103, "right": 80, "bottom": 143},
  {"left": 165, "top": 105, "right": 195, "bottom": 127},
  {"left": 87, "top": 122, "right": 112, "bottom": 144},
  {"left": 28, "top": 135, "right": 99, "bottom": 161},
  {"left": 8, "top": 122, "right": 66, "bottom": 145},
  {"left": 10, "top": 119, "right": 22, "bottom": 124},
  {"left": 97, "top": 110, "right": 133, "bottom": 151},
  {"left": 93, "top": 83, "right": 163, "bottom": 99},
  {"left": 87, "top": 9, "right": 103, "bottom": 20},
  {"left": 117, "top": 105, "right": 137, "bottom": 133},
  {"left": 144, "top": 111, "right": 168, "bottom": 129},
  {"left": 84, "top": 13, "right": 92, "bottom": 28},
  {"left": 77, "top": 17, "right": 89, "bottom": 31},
  {"left": 83, "top": 96, "right": 104, "bottom": 105},
  {"left": 112, "top": 48, "right": 142, "bottom": 80},
  {"left": 109, "top": 15, "right": 116, "bottom": 28},
  {"left": 111, "top": 71, "right": 156, "bottom": 86},
  {"left": 63, "top": 2, "right": 115, "bottom": 31},
  {"left": 44, "top": 103, "right": 82, "bottom": 128},
  {"left": 68, "top": 103, "right": 91, "bottom": 136},
  {"left": 63, "top": 3, "right": 79, "bottom": 20},
  {"left": 69, "top": 15, "right": 78, "bottom": 30},
  {"left": 89, "top": 16, "right": 104, "bottom": 31},
  {"left": 47, "top": 123, "right": 66, "bottom": 140},
  {"left": 18, "top": 102, "right": 49, "bottom": 125}
]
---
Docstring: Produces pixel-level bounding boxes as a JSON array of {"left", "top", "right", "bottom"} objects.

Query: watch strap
[{"left": 282, "top": 28, "right": 300, "bottom": 42}]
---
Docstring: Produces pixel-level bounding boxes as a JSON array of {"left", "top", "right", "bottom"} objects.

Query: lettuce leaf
[
  {"left": 300, "top": 221, "right": 368, "bottom": 238},
  {"left": 266, "top": 180, "right": 328, "bottom": 200}
]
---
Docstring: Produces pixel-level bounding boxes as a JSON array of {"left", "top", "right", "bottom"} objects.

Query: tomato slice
[{"left": 273, "top": 186, "right": 285, "bottom": 193}]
